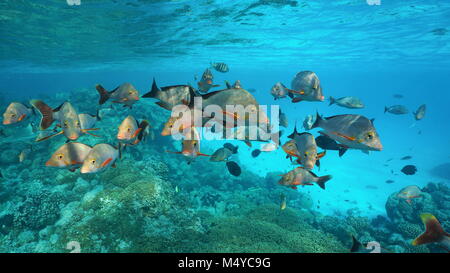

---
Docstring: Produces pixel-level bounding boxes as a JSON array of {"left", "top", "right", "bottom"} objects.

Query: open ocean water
[{"left": 0, "top": 0, "right": 449, "bottom": 253}]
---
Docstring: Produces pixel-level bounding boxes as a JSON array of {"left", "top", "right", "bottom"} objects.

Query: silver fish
[
  {"left": 80, "top": 143, "right": 119, "bottom": 174},
  {"left": 384, "top": 105, "right": 409, "bottom": 115},
  {"left": 278, "top": 167, "right": 332, "bottom": 190},
  {"left": 142, "top": 78, "right": 195, "bottom": 111},
  {"left": 288, "top": 127, "right": 325, "bottom": 169},
  {"left": 210, "top": 147, "right": 233, "bottom": 162},
  {"left": 96, "top": 82, "right": 140, "bottom": 109},
  {"left": 413, "top": 104, "right": 426, "bottom": 121},
  {"left": 270, "top": 82, "right": 293, "bottom": 100},
  {"left": 46, "top": 142, "right": 92, "bottom": 172},
  {"left": 197, "top": 68, "right": 219, "bottom": 93},
  {"left": 31, "top": 101, "right": 100, "bottom": 142},
  {"left": 290, "top": 71, "right": 324, "bottom": 102},
  {"left": 2, "top": 102, "right": 33, "bottom": 125},
  {"left": 329, "top": 96, "right": 364, "bottom": 109},
  {"left": 311, "top": 113, "right": 382, "bottom": 153}
]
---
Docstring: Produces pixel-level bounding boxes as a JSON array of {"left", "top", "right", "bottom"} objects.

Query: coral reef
[{"left": 0, "top": 87, "right": 448, "bottom": 253}]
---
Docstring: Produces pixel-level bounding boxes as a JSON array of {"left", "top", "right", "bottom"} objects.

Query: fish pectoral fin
[
  {"left": 291, "top": 97, "right": 302, "bottom": 103},
  {"left": 222, "top": 111, "right": 239, "bottom": 120},
  {"left": 36, "top": 130, "right": 64, "bottom": 142},
  {"left": 18, "top": 114, "right": 26, "bottom": 121},
  {"left": 100, "top": 158, "right": 113, "bottom": 168},
  {"left": 286, "top": 151, "right": 300, "bottom": 158},
  {"left": 196, "top": 152, "right": 210, "bottom": 157},
  {"left": 131, "top": 128, "right": 142, "bottom": 139},
  {"left": 291, "top": 186, "right": 297, "bottom": 190},
  {"left": 244, "top": 140, "right": 252, "bottom": 147},
  {"left": 287, "top": 89, "right": 305, "bottom": 95},
  {"left": 82, "top": 130, "right": 101, "bottom": 138},
  {"left": 317, "top": 151, "right": 326, "bottom": 159}
]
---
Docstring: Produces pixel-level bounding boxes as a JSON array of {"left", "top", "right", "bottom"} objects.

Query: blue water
[{"left": 0, "top": 0, "right": 449, "bottom": 253}]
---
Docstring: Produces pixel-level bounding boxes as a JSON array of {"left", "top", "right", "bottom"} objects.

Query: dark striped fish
[{"left": 211, "top": 62, "right": 229, "bottom": 73}]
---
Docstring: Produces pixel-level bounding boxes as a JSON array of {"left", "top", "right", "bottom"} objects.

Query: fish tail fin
[
  {"left": 350, "top": 235, "right": 363, "bottom": 252},
  {"left": 225, "top": 80, "right": 232, "bottom": 89},
  {"left": 412, "top": 213, "right": 448, "bottom": 246},
  {"left": 137, "top": 120, "right": 150, "bottom": 141},
  {"left": 30, "top": 99, "right": 54, "bottom": 130},
  {"left": 316, "top": 175, "right": 332, "bottom": 190},
  {"left": 95, "top": 84, "right": 111, "bottom": 105},
  {"left": 384, "top": 106, "right": 388, "bottom": 113},
  {"left": 142, "top": 77, "right": 159, "bottom": 98},
  {"left": 329, "top": 96, "right": 335, "bottom": 106},
  {"left": 311, "top": 112, "right": 322, "bottom": 129}
]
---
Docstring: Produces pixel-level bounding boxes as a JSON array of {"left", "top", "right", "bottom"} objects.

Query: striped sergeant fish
[{"left": 211, "top": 62, "right": 229, "bottom": 73}]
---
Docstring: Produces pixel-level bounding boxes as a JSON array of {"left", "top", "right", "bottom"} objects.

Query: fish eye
[
  {"left": 367, "top": 132, "right": 374, "bottom": 139},
  {"left": 127, "top": 128, "right": 131, "bottom": 132},
  {"left": 91, "top": 159, "right": 96, "bottom": 165},
  {"left": 64, "top": 121, "right": 68, "bottom": 127},
  {"left": 11, "top": 114, "right": 16, "bottom": 118},
  {"left": 57, "top": 154, "right": 64, "bottom": 160}
]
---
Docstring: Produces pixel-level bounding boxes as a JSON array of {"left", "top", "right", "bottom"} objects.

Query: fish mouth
[
  {"left": 68, "top": 136, "right": 78, "bottom": 140},
  {"left": 45, "top": 160, "right": 54, "bottom": 167},
  {"left": 2, "top": 120, "right": 11, "bottom": 125}
]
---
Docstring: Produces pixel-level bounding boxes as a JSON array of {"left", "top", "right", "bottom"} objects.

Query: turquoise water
[{"left": 0, "top": 0, "right": 449, "bottom": 253}]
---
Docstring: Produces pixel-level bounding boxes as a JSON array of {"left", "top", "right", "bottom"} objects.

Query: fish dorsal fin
[
  {"left": 225, "top": 80, "right": 232, "bottom": 89},
  {"left": 308, "top": 170, "right": 318, "bottom": 177},
  {"left": 350, "top": 236, "right": 363, "bottom": 252},
  {"left": 287, "top": 122, "right": 299, "bottom": 139},
  {"left": 110, "top": 86, "right": 120, "bottom": 94},
  {"left": 53, "top": 102, "right": 65, "bottom": 112}
]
